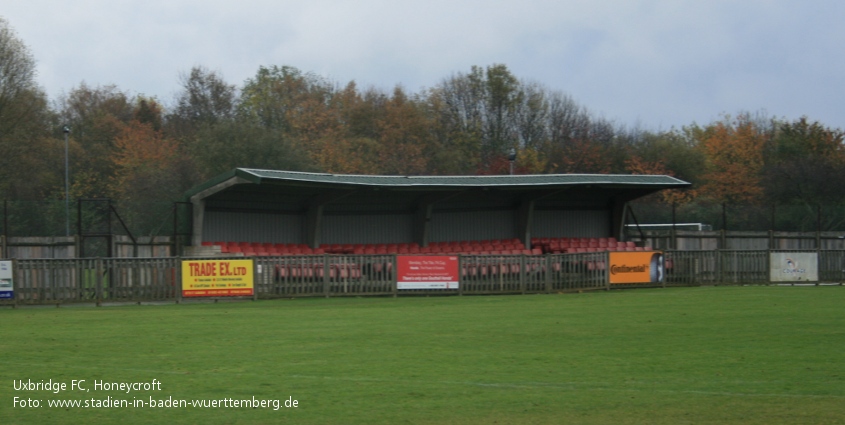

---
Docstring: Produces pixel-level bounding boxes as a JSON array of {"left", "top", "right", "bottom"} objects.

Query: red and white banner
[{"left": 396, "top": 256, "right": 460, "bottom": 289}]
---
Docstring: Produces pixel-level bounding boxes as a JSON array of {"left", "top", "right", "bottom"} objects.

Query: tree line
[{"left": 1, "top": 17, "right": 844, "bottom": 235}]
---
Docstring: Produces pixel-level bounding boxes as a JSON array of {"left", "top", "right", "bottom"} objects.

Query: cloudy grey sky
[{"left": 3, "top": 0, "right": 844, "bottom": 130}]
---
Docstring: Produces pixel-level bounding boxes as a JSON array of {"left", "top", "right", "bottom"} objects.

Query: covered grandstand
[{"left": 184, "top": 168, "right": 690, "bottom": 252}]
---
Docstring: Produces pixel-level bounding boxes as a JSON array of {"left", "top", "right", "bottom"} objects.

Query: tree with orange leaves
[
  {"left": 626, "top": 155, "right": 696, "bottom": 205},
  {"left": 110, "top": 120, "right": 187, "bottom": 232},
  {"left": 698, "top": 115, "right": 768, "bottom": 204}
]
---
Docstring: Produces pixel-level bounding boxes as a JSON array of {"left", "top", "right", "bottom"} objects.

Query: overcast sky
[{"left": 3, "top": 0, "right": 844, "bottom": 131}]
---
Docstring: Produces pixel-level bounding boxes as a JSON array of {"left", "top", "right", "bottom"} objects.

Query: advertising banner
[
  {"left": 770, "top": 252, "right": 818, "bottom": 282},
  {"left": 181, "top": 259, "right": 254, "bottom": 297},
  {"left": 0, "top": 260, "right": 12, "bottom": 299},
  {"left": 609, "top": 251, "right": 664, "bottom": 284},
  {"left": 397, "top": 256, "right": 460, "bottom": 289}
]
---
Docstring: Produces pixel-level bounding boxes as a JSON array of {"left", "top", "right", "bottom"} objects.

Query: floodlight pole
[
  {"left": 63, "top": 125, "right": 70, "bottom": 236},
  {"left": 508, "top": 148, "right": 517, "bottom": 175}
]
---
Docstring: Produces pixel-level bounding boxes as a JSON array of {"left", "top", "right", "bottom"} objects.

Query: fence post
[
  {"left": 671, "top": 202, "right": 677, "bottom": 250},
  {"left": 817, "top": 204, "right": 822, "bottom": 250},
  {"left": 458, "top": 255, "right": 463, "bottom": 296},
  {"left": 176, "top": 256, "right": 183, "bottom": 304},
  {"left": 11, "top": 258, "right": 17, "bottom": 309},
  {"left": 96, "top": 258, "right": 103, "bottom": 306},
  {"left": 544, "top": 255, "right": 552, "bottom": 293},
  {"left": 253, "top": 258, "right": 259, "bottom": 301},
  {"left": 716, "top": 250, "right": 723, "bottom": 285},
  {"left": 765, "top": 250, "right": 771, "bottom": 286},
  {"left": 392, "top": 255, "right": 398, "bottom": 298},
  {"left": 323, "top": 255, "right": 330, "bottom": 298},
  {"left": 518, "top": 255, "right": 525, "bottom": 294}
]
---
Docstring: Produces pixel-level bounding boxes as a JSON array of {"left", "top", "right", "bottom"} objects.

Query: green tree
[
  {"left": 0, "top": 17, "right": 57, "bottom": 199},
  {"left": 763, "top": 117, "right": 845, "bottom": 205}
]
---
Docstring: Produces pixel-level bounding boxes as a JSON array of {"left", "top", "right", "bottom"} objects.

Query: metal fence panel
[
  {"left": 719, "top": 250, "right": 768, "bottom": 284},
  {"left": 819, "top": 250, "right": 845, "bottom": 282},
  {"left": 664, "top": 250, "right": 719, "bottom": 286},
  {"left": 102, "top": 258, "right": 179, "bottom": 301},
  {"left": 461, "top": 255, "right": 525, "bottom": 294},
  {"left": 6, "top": 251, "right": 841, "bottom": 305},
  {"left": 547, "top": 252, "right": 608, "bottom": 291}
]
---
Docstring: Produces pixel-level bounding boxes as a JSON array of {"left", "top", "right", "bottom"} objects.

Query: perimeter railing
[{"left": 2, "top": 250, "right": 843, "bottom": 305}]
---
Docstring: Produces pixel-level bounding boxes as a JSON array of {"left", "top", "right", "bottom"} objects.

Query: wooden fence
[
  {"left": 637, "top": 230, "right": 845, "bottom": 251},
  {"left": 2, "top": 250, "right": 843, "bottom": 306},
  {"left": 0, "top": 235, "right": 173, "bottom": 259}
]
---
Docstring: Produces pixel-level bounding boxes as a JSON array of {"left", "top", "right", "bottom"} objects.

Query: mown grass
[{"left": 1, "top": 286, "right": 844, "bottom": 424}]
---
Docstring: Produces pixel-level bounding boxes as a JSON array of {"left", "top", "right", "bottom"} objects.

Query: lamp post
[
  {"left": 63, "top": 125, "right": 70, "bottom": 236},
  {"left": 508, "top": 148, "right": 517, "bottom": 175}
]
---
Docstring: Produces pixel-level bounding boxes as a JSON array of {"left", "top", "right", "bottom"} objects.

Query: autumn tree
[
  {"left": 697, "top": 115, "right": 768, "bottom": 204},
  {"left": 56, "top": 84, "right": 135, "bottom": 198},
  {"left": 369, "top": 87, "right": 431, "bottom": 175},
  {"left": 110, "top": 119, "right": 190, "bottom": 234}
]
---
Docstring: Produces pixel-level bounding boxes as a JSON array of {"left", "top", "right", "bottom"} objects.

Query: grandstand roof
[{"left": 185, "top": 168, "right": 690, "bottom": 200}]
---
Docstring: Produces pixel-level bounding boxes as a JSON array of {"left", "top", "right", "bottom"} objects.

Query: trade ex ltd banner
[
  {"left": 397, "top": 256, "right": 460, "bottom": 289},
  {"left": 181, "top": 259, "right": 254, "bottom": 297},
  {"left": 609, "top": 251, "right": 665, "bottom": 285}
]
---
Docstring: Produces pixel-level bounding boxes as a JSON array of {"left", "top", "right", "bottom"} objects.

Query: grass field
[{"left": 1, "top": 286, "right": 844, "bottom": 424}]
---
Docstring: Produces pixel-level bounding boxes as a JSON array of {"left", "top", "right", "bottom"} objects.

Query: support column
[
  {"left": 191, "top": 199, "right": 205, "bottom": 247},
  {"left": 306, "top": 203, "right": 324, "bottom": 249},
  {"left": 516, "top": 198, "right": 535, "bottom": 249},
  {"left": 305, "top": 190, "right": 357, "bottom": 248}
]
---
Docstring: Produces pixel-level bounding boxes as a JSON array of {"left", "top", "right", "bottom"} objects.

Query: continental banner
[
  {"left": 181, "top": 259, "right": 254, "bottom": 297},
  {"left": 770, "top": 252, "right": 818, "bottom": 282},
  {"left": 609, "top": 251, "right": 664, "bottom": 284}
]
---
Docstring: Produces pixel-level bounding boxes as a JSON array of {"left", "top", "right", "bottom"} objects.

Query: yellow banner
[
  {"left": 181, "top": 259, "right": 254, "bottom": 297},
  {"left": 609, "top": 251, "right": 664, "bottom": 284}
]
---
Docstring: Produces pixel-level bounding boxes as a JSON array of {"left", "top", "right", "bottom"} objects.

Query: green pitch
[{"left": 2, "top": 287, "right": 844, "bottom": 424}]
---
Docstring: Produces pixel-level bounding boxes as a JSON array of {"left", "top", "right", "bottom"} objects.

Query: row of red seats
[
  {"left": 202, "top": 238, "right": 649, "bottom": 256},
  {"left": 201, "top": 242, "right": 326, "bottom": 256},
  {"left": 202, "top": 239, "right": 538, "bottom": 256},
  {"left": 276, "top": 263, "right": 363, "bottom": 279},
  {"left": 531, "top": 237, "right": 650, "bottom": 254},
  {"left": 552, "top": 246, "right": 652, "bottom": 254}
]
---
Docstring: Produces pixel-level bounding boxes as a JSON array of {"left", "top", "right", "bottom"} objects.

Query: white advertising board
[
  {"left": 0, "top": 260, "right": 12, "bottom": 299},
  {"left": 769, "top": 252, "right": 818, "bottom": 282}
]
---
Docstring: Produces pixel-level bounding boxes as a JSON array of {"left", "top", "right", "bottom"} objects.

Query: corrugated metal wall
[
  {"left": 203, "top": 210, "right": 304, "bottom": 243},
  {"left": 429, "top": 210, "right": 516, "bottom": 242},
  {"left": 532, "top": 210, "right": 610, "bottom": 238},
  {"left": 203, "top": 208, "right": 614, "bottom": 245},
  {"left": 321, "top": 213, "right": 414, "bottom": 244}
]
